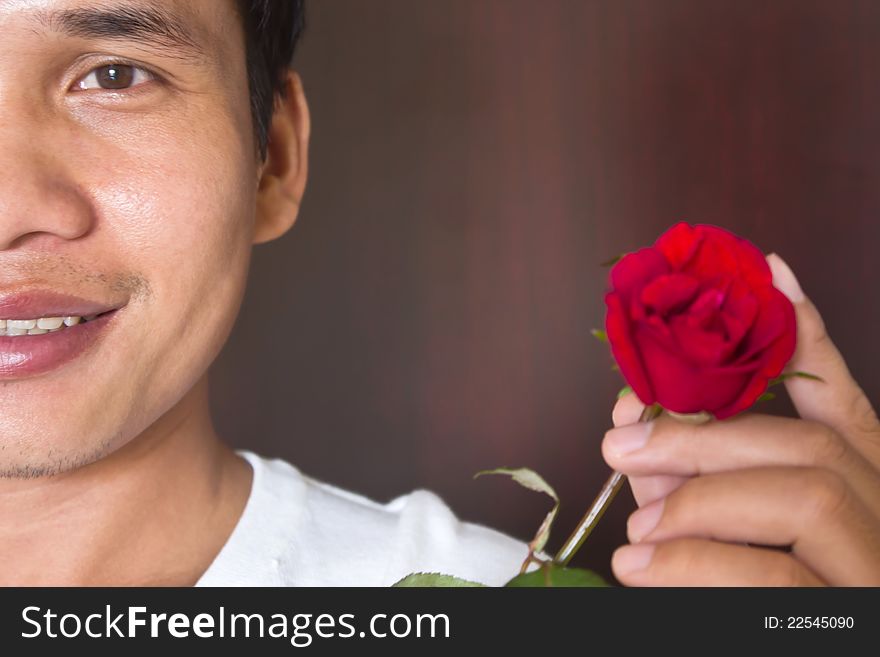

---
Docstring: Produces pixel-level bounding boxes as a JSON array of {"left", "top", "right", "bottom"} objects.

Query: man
[
  {"left": 0, "top": 0, "right": 527, "bottom": 587},
  {"left": 0, "top": 0, "right": 876, "bottom": 587}
]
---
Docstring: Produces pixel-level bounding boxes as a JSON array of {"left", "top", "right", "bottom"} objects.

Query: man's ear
[{"left": 253, "top": 71, "right": 310, "bottom": 245}]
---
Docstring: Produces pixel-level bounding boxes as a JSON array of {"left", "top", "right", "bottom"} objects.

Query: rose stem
[{"left": 553, "top": 403, "right": 663, "bottom": 567}]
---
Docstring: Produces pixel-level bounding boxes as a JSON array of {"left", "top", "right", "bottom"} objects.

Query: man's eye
[{"left": 75, "top": 63, "right": 155, "bottom": 91}]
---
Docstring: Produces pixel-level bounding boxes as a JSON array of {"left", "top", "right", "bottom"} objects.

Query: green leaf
[
  {"left": 790, "top": 370, "right": 825, "bottom": 382},
  {"left": 757, "top": 392, "right": 776, "bottom": 403},
  {"left": 474, "top": 467, "right": 558, "bottom": 503},
  {"left": 591, "top": 329, "right": 608, "bottom": 343},
  {"left": 392, "top": 572, "right": 487, "bottom": 587},
  {"left": 768, "top": 371, "right": 825, "bottom": 387},
  {"left": 505, "top": 563, "right": 608, "bottom": 587},
  {"left": 474, "top": 467, "right": 559, "bottom": 556},
  {"left": 617, "top": 385, "right": 633, "bottom": 400},
  {"left": 601, "top": 254, "right": 625, "bottom": 267}
]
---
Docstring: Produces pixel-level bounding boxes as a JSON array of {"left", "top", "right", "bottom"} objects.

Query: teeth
[
  {"left": 37, "top": 317, "right": 65, "bottom": 330},
  {"left": 0, "top": 315, "right": 83, "bottom": 337}
]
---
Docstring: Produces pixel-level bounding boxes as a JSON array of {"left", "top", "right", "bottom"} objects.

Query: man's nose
[{"left": 0, "top": 123, "right": 95, "bottom": 251}]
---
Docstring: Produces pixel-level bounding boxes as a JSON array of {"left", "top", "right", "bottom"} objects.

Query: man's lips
[
  {"left": 0, "top": 290, "right": 127, "bottom": 380},
  {"left": 0, "top": 290, "right": 124, "bottom": 319}
]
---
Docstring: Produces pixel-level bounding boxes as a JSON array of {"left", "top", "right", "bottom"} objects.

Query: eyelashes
[{"left": 72, "top": 61, "right": 159, "bottom": 95}]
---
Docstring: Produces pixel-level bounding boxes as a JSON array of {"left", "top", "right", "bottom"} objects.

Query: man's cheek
[
  {"left": 131, "top": 195, "right": 252, "bottom": 359},
  {"left": 83, "top": 124, "right": 253, "bottom": 242},
  {"left": 81, "top": 116, "right": 256, "bottom": 340}
]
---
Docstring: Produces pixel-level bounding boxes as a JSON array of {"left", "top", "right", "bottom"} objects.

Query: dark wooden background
[{"left": 209, "top": 0, "right": 880, "bottom": 583}]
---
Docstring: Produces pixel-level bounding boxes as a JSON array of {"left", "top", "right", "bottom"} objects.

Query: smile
[
  {"left": 0, "top": 313, "right": 105, "bottom": 336},
  {"left": 0, "top": 296, "right": 124, "bottom": 380}
]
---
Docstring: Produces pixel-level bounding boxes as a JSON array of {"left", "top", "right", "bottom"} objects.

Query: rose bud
[{"left": 605, "top": 222, "right": 796, "bottom": 420}]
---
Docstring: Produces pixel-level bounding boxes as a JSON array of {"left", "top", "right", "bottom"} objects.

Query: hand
[{"left": 601, "top": 254, "right": 880, "bottom": 586}]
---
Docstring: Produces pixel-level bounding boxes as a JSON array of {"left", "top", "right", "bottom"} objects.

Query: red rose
[{"left": 605, "top": 222, "right": 796, "bottom": 420}]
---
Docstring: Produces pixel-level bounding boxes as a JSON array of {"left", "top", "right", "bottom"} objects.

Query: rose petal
[
  {"left": 657, "top": 224, "right": 773, "bottom": 291},
  {"left": 720, "top": 280, "right": 759, "bottom": 346},
  {"left": 689, "top": 285, "right": 725, "bottom": 316},
  {"left": 605, "top": 291, "right": 656, "bottom": 406},
  {"left": 668, "top": 314, "right": 730, "bottom": 367},
  {"left": 714, "top": 333, "right": 796, "bottom": 419},
  {"left": 634, "top": 324, "right": 758, "bottom": 415},
  {"left": 732, "top": 286, "right": 793, "bottom": 364},
  {"left": 719, "top": 311, "right": 750, "bottom": 354},
  {"left": 640, "top": 273, "right": 701, "bottom": 316},
  {"left": 683, "top": 231, "right": 743, "bottom": 286},
  {"left": 609, "top": 247, "right": 669, "bottom": 300},
  {"left": 653, "top": 222, "right": 704, "bottom": 271},
  {"left": 767, "top": 290, "right": 798, "bottom": 371},
  {"left": 713, "top": 290, "right": 797, "bottom": 417},
  {"left": 698, "top": 226, "right": 772, "bottom": 289}
]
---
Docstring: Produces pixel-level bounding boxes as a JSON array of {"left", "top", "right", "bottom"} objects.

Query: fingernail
[
  {"left": 767, "top": 253, "right": 805, "bottom": 303},
  {"left": 613, "top": 544, "right": 655, "bottom": 577},
  {"left": 605, "top": 422, "right": 653, "bottom": 457},
  {"left": 627, "top": 499, "right": 664, "bottom": 542}
]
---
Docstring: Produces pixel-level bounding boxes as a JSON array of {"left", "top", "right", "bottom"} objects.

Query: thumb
[{"left": 767, "top": 253, "right": 880, "bottom": 462}]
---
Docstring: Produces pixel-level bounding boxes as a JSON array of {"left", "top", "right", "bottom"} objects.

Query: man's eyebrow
[{"left": 34, "top": 4, "right": 211, "bottom": 64}]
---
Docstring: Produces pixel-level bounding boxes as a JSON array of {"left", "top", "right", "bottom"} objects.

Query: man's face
[{"left": 0, "top": 0, "right": 259, "bottom": 476}]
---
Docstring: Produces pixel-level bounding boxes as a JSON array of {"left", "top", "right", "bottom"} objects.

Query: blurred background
[{"left": 209, "top": 0, "right": 880, "bottom": 583}]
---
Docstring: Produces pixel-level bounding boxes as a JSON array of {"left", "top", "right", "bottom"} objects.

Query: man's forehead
[
  {"left": 1, "top": 0, "right": 238, "bottom": 64},
  {"left": 1, "top": 0, "right": 216, "bottom": 20}
]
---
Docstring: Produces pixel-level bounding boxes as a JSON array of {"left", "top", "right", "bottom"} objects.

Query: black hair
[{"left": 236, "top": 0, "right": 306, "bottom": 161}]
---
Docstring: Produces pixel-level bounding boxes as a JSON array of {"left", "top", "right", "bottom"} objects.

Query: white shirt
[{"left": 195, "top": 451, "right": 531, "bottom": 586}]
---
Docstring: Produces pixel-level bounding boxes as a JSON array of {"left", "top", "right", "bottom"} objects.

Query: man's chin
[{"left": 0, "top": 438, "right": 115, "bottom": 480}]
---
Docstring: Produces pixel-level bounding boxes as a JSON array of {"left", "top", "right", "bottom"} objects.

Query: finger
[
  {"left": 611, "top": 395, "right": 686, "bottom": 507},
  {"left": 624, "top": 467, "right": 880, "bottom": 586},
  {"left": 612, "top": 537, "right": 825, "bottom": 586},
  {"left": 628, "top": 474, "right": 687, "bottom": 507},
  {"left": 767, "top": 253, "right": 880, "bottom": 463},
  {"left": 612, "top": 392, "right": 644, "bottom": 427},
  {"left": 611, "top": 394, "right": 689, "bottom": 506},
  {"left": 602, "top": 412, "right": 880, "bottom": 518}
]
